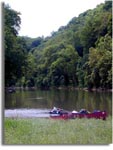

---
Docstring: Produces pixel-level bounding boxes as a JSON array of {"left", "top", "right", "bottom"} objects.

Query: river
[{"left": 5, "top": 89, "right": 112, "bottom": 118}]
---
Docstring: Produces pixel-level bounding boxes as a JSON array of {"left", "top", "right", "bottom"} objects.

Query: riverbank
[
  {"left": 5, "top": 86, "right": 112, "bottom": 94},
  {"left": 56, "top": 86, "right": 112, "bottom": 92},
  {"left": 4, "top": 116, "right": 112, "bottom": 145}
]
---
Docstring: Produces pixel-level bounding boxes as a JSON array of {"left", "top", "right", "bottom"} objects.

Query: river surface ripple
[{"left": 5, "top": 109, "right": 51, "bottom": 118}]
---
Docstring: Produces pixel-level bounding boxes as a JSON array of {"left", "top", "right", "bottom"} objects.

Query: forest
[{"left": 4, "top": 1, "right": 112, "bottom": 90}]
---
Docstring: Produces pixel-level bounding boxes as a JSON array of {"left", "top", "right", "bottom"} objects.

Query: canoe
[{"left": 49, "top": 107, "right": 107, "bottom": 120}]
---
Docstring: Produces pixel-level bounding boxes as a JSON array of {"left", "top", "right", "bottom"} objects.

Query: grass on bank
[{"left": 4, "top": 117, "right": 112, "bottom": 145}]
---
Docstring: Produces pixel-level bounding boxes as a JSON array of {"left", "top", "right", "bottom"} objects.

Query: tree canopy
[
  {"left": 4, "top": 1, "right": 112, "bottom": 90},
  {"left": 4, "top": 4, "right": 28, "bottom": 86}
]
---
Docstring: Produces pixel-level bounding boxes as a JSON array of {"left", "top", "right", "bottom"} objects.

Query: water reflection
[{"left": 5, "top": 89, "right": 112, "bottom": 115}]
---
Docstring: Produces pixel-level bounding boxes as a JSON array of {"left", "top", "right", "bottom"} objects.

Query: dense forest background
[{"left": 4, "top": 1, "right": 112, "bottom": 90}]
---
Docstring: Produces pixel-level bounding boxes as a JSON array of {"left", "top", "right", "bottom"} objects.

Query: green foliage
[
  {"left": 4, "top": 4, "right": 27, "bottom": 86},
  {"left": 5, "top": 1, "right": 112, "bottom": 89},
  {"left": 87, "top": 35, "right": 112, "bottom": 89},
  {"left": 80, "top": 3, "right": 111, "bottom": 53},
  {"left": 4, "top": 4, "right": 36, "bottom": 87},
  {"left": 49, "top": 45, "right": 78, "bottom": 86},
  {"left": 21, "top": 52, "right": 36, "bottom": 87},
  {"left": 21, "top": 36, "right": 44, "bottom": 51}
]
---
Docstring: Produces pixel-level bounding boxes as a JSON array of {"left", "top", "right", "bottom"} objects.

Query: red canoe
[{"left": 50, "top": 108, "right": 107, "bottom": 120}]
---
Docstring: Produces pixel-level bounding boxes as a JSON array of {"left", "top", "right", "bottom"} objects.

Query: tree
[
  {"left": 4, "top": 4, "right": 27, "bottom": 86},
  {"left": 23, "top": 52, "right": 36, "bottom": 87},
  {"left": 80, "top": 3, "right": 111, "bottom": 54},
  {"left": 87, "top": 35, "right": 112, "bottom": 89},
  {"left": 49, "top": 45, "right": 78, "bottom": 86},
  {"left": 4, "top": 1, "right": 112, "bottom": 90}
]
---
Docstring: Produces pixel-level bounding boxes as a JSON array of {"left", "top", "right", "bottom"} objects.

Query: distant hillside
[{"left": 5, "top": 1, "right": 112, "bottom": 89}]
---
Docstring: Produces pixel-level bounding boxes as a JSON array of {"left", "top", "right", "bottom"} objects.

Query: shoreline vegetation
[
  {"left": 5, "top": 1, "right": 112, "bottom": 91},
  {"left": 5, "top": 86, "right": 113, "bottom": 93},
  {"left": 4, "top": 116, "right": 112, "bottom": 145}
]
